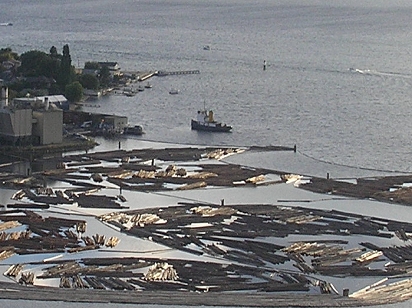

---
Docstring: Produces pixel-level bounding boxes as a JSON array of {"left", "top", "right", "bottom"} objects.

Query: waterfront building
[
  {"left": 32, "top": 98, "right": 63, "bottom": 145},
  {"left": 0, "top": 88, "right": 64, "bottom": 146},
  {"left": 98, "top": 62, "right": 122, "bottom": 77}
]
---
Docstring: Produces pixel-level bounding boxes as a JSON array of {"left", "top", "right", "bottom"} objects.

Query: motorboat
[
  {"left": 169, "top": 88, "right": 179, "bottom": 95},
  {"left": 123, "top": 125, "right": 144, "bottom": 135},
  {"left": 124, "top": 91, "right": 135, "bottom": 97},
  {"left": 191, "top": 109, "right": 232, "bottom": 132}
]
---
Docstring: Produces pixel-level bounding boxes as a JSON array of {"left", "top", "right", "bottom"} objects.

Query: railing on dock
[{"left": 156, "top": 70, "right": 200, "bottom": 76}]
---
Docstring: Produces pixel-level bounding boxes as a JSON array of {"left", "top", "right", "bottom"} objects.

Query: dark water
[
  {"left": 2, "top": 1, "right": 412, "bottom": 306},
  {"left": 2, "top": 0, "right": 412, "bottom": 173}
]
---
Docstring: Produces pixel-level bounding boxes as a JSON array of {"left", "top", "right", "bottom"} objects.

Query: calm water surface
[
  {"left": 1, "top": 1, "right": 412, "bottom": 307},
  {"left": 2, "top": 0, "right": 412, "bottom": 172}
]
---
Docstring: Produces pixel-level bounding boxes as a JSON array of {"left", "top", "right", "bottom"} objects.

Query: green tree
[
  {"left": 84, "top": 61, "right": 100, "bottom": 69},
  {"left": 79, "top": 74, "right": 100, "bottom": 90},
  {"left": 38, "top": 55, "right": 60, "bottom": 78},
  {"left": 0, "top": 47, "right": 19, "bottom": 62},
  {"left": 19, "top": 50, "right": 50, "bottom": 76},
  {"left": 99, "top": 65, "right": 111, "bottom": 87},
  {"left": 49, "top": 46, "right": 58, "bottom": 58},
  {"left": 58, "top": 44, "right": 74, "bottom": 90},
  {"left": 18, "top": 50, "right": 60, "bottom": 78},
  {"left": 65, "top": 81, "right": 83, "bottom": 102}
]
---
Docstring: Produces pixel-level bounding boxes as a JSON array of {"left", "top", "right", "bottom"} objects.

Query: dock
[
  {"left": 156, "top": 70, "right": 200, "bottom": 76},
  {"left": 0, "top": 281, "right": 397, "bottom": 307}
]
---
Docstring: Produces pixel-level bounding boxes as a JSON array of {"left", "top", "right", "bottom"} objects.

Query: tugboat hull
[{"left": 191, "top": 120, "right": 232, "bottom": 132}]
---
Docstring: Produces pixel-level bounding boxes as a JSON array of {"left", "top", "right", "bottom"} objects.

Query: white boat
[
  {"left": 145, "top": 82, "right": 152, "bottom": 89},
  {"left": 123, "top": 91, "right": 136, "bottom": 97},
  {"left": 169, "top": 88, "right": 179, "bottom": 95}
]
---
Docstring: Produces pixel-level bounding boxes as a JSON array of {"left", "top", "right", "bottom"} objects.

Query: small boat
[
  {"left": 124, "top": 91, "right": 136, "bottom": 96},
  {"left": 169, "top": 88, "right": 179, "bottom": 95},
  {"left": 191, "top": 109, "right": 232, "bottom": 132},
  {"left": 123, "top": 125, "right": 144, "bottom": 135},
  {"left": 123, "top": 88, "right": 136, "bottom": 96},
  {"left": 203, "top": 45, "right": 211, "bottom": 51},
  {"left": 137, "top": 85, "right": 144, "bottom": 92},
  {"left": 145, "top": 82, "right": 152, "bottom": 89}
]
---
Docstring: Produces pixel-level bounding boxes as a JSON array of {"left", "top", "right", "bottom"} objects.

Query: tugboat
[{"left": 191, "top": 109, "right": 232, "bottom": 132}]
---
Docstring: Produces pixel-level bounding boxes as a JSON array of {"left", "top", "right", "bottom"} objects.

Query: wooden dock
[
  {"left": 0, "top": 281, "right": 390, "bottom": 307},
  {"left": 156, "top": 70, "right": 200, "bottom": 76}
]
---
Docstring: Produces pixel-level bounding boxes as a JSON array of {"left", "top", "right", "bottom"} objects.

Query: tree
[
  {"left": 38, "top": 55, "right": 60, "bottom": 78},
  {"left": 0, "top": 47, "right": 19, "bottom": 62},
  {"left": 49, "top": 46, "right": 58, "bottom": 58},
  {"left": 65, "top": 81, "right": 83, "bottom": 102},
  {"left": 19, "top": 50, "right": 50, "bottom": 76},
  {"left": 57, "top": 44, "right": 74, "bottom": 90},
  {"left": 84, "top": 61, "right": 100, "bottom": 69},
  {"left": 18, "top": 50, "right": 60, "bottom": 78},
  {"left": 79, "top": 74, "right": 100, "bottom": 90},
  {"left": 99, "top": 65, "right": 111, "bottom": 87}
]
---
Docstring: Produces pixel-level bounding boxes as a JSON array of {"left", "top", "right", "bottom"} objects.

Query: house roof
[
  {"left": 36, "top": 95, "right": 68, "bottom": 103},
  {"left": 98, "top": 62, "right": 119, "bottom": 67}
]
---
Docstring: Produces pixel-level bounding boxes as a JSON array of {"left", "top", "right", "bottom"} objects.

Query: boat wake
[{"left": 349, "top": 67, "right": 412, "bottom": 79}]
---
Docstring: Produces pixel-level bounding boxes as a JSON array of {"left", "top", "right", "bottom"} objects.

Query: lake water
[{"left": 2, "top": 0, "right": 412, "bottom": 307}]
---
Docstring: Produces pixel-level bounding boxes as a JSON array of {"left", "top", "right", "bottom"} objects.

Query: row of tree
[{"left": 0, "top": 45, "right": 112, "bottom": 102}]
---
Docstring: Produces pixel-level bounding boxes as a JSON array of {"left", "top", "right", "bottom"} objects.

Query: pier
[
  {"left": 156, "top": 70, "right": 200, "bottom": 76},
  {"left": 0, "top": 281, "right": 387, "bottom": 307}
]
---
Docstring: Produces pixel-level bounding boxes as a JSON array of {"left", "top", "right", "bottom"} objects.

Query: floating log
[
  {"left": 19, "top": 272, "right": 34, "bottom": 285},
  {"left": 5, "top": 264, "right": 23, "bottom": 277},
  {"left": 144, "top": 262, "right": 178, "bottom": 281},
  {"left": 0, "top": 249, "right": 15, "bottom": 260},
  {"left": 356, "top": 250, "right": 383, "bottom": 264},
  {"left": 68, "top": 245, "right": 99, "bottom": 253},
  {"left": 105, "top": 236, "right": 120, "bottom": 248},
  {"left": 72, "top": 274, "right": 88, "bottom": 288},
  {"left": 245, "top": 174, "right": 265, "bottom": 184},
  {"left": 7, "top": 203, "right": 49, "bottom": 209},
  {"left": 0, "top": 220, "right": 21, "bottom": 231},
  {"left": 83, "top": 276, "right": 105, "bottom": 289},
  {"left": 176, "top": 181, "right": 207, "bottom": 190}
]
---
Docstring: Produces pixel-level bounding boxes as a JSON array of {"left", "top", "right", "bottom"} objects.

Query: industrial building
[{"left": 0, "top": 85, "right": 64, "bottom": 146}]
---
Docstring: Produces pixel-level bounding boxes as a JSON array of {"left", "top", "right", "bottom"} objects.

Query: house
[
  {"left": 1, "top": 59, "right": 21, "bottom": 71},
  {"left": 0, "top": 59, "right": 21, "bottom": 83},
  {"left": 98, "top": 62, "right": 122, "bottom": 77},
  {"left": 81, "top": 68, "right": 100, "bottom": 76}
]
